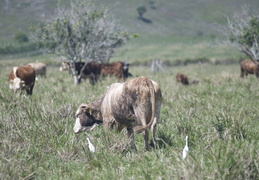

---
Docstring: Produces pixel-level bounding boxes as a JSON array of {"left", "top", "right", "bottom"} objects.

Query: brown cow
[
  {"left": 100, "top": 62, "right": 124, "bottom": 81},
  {"left": 8, "top": 65, "right": 36, "bottom": 95},
  {"left": 176, "top": 73, "right": 189, "bottom": 85},
  {"left": 73, "top": 76, "right": 162, "bottom": 151},
  {"left": 240, "top": 59, "right": 259, "bottom": 78},
  {"left": 27, "top": 62, "right": 47, "bottom": 78}
]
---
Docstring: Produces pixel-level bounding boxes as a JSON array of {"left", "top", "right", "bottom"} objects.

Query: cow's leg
[
  {"left": 26, "top": 85, "right": 34, "bottom": 95},
  {"left": 127, "top": 127, "right": 137, "bottom": 151},
  {"left": 143, "top": 130, "right": 149, "bottom": 151},
  {"left": 150, "top": 121, "right": 157, "bottom": 148},
  {"left": 240, "top": 68, "right": 245, "bottom": 78}
]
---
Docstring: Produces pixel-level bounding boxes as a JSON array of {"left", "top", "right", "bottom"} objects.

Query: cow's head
[
  {"left": 9, "top": 77, "right": 26, "bottom": 91},
  {"left": 73, "top": 104, "right": 102, "bottom": 134},
  {"left": 59, "top": 62, "right": 70, "bottom": 71}
]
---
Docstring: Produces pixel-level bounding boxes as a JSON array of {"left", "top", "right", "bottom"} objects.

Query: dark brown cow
[
  {"left": 8, "top": 65, "right": 36, "bottom": 95},
  {"left": 240, "top": 59, "right": 259, "bottom": 78},
  {"left": 176, "top": 73, "right": 189, "bottom": 85},
  {"left": 73, "top": 76, "right": 162, "bottom": 151},
  {"left": 60, "top": 61, "right": 99, "bottom": 84}
]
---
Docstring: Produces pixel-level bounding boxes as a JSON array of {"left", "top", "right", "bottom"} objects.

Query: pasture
[{"left": 1, "top": 58, "right": 259, "bottom": 179}]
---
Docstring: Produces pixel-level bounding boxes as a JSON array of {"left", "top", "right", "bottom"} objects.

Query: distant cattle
[
  {"left": 27, "top": 62, "right": 47, "bottom": 78},
  {"left": 176, "top": 73, "right": 189, "bottom": 85},
  {"left": 73, "top": 76, "right": 162, "bottom": 151},
  {"left": 99, "top": 62, "right": 125, "bottom": 81},
  {"left": 8, "top": 65, "right": 36, "bottom": 95},
  {"left": 240, "top": 59, "right": 259, "bottom": 78},
  {"left": 60, "top": 61, "right": 131, "bottom": 84},
  {"left": 176, "top": 73, "right": 200, "bottom": 85},
  {"left": 59, "top": 61, "right": 95, "bottom": 83}
]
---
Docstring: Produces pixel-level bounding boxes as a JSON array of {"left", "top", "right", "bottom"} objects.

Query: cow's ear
[
  {"left": 79, "top": 104, "right": 93, "bottom": 115},
  {"left": 79, "top": 104, "right": 90, "bottom": 113}
]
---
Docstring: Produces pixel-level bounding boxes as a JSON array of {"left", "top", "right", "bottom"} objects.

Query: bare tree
[
  {"left": 218, "top": 5, "right": 259, "bottom": 62},
  {"left": 31, "top": 0, "right": 130, "bottom": 85}
]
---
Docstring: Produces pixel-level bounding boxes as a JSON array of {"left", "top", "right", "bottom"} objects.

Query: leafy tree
[
  {"left": 218, "top": 6, "right": 259, "bottom": 62},
  {"left": 31, "top": 0, "right": 130, "bottom": 85}
]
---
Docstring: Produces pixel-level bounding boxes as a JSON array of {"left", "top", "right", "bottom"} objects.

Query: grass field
[{"left": 1, "top": 58, "right": 259, "bottom": 179}]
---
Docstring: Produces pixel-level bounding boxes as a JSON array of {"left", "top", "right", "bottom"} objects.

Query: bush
[{"left": 15, "top": 32, "right": 29, "bottom": 43}]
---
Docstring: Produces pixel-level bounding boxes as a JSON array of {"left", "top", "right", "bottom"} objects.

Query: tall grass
[{"left": 1, "top": 60, "right": 259, "bottom": 179}]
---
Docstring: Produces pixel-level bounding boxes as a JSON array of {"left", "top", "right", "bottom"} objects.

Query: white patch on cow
[
  {"left": 73, "top": 117, "right": 82, "bottom": 133},
  {"left": 9, "top": 77, "right": 22, "bottom": 91},
  {"left": 13, "top": 67, "right": 18, "bottom": 78}
]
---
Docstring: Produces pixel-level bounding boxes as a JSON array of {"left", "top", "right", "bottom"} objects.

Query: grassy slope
[
  {"left": 1, "top": 0, "right": 259, "bottom": 63},
  {"left": 1, "top": 59, "right": 259, "bottom": 179},
  {"left": 2, "top": 0, "right": 259, "bottom": 38}
]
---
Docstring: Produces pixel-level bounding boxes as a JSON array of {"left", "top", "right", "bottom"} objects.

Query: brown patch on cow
[
  {"left": 240, "top": 59, "right": 259, "bottom": 78},
  {"left": 176, "top": 73, "right": 189, "bottom": 85},
  {"left": 100, "top": 62, "right": 124, "bottom": 81}
]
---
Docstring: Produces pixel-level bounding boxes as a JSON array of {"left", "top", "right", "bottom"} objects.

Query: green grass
[
  {"left": 113, "top": 35, "right": 245, "bottom": 64},
  {"left": 1, "top": 59, "right": 259, "bottom": 179}
]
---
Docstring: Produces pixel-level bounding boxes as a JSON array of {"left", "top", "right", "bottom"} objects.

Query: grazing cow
[
  {"left": 73, "top": 76, "right": 162, "bottom": 151},
  {"left": 240, "top": 59, "right": 259, "bottom": 78},
  {"left": 176, "top": 73, "right": 189, "bottom": 85},
  {"left": 8, "top": 65, "right": 36, "bottom": 95},
  {"left": 27, "top": 62, "right": 47, "bottom": 78},
  {"left": 60, "top": 61, "right": 131, "bottom": 84}
]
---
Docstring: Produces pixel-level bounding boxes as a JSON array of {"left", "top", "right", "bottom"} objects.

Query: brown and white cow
[
  {"left": 240, "top": 59, "right": 259, "bottom": 78},
  {"left": 27, "top": 62, "right": 47, "bottom": 78},
  {"left": 73, "top": 76, "right": 162, "bottom": 151},
  {"left": 176, "top": 72, "right": 189, "bottom": 85},
  {"left": 8, "top": 65, "right": 36, "bottom": 95}
]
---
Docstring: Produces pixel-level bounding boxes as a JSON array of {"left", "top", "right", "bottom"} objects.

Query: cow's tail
[{"left": 134, "top": 79, "right": 156, "bottom": 134}]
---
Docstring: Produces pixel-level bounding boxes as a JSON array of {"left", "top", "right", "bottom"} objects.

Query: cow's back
[
  {"left": 240, "top": 59, "right": 257, "bottom": 70},
  {"left": 27, "top": 62, "right": 46, "bottom": 77},
  {"left": 15, "top": 65, "right": 36, "bottom": 85},
  {"left": 100, "top": 62, "right": 124, "bottom": 80},
  {"left": 101, "top": 76, "right": 157, "bottom": 128}
]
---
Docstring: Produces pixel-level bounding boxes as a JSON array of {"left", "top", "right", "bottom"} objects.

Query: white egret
[
  {"left": 182, "top": 136, "right": 189, "bottom": 160},
  {"left": 86, "top": 136, "right": 95, "bottom": 153}
]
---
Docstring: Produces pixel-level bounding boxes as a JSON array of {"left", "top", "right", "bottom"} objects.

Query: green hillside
[
  {"left": 1, "top": 0, "right": 259, "bottom": 62},
  {"left": 1, "top": 0, "right": 259, "bottom": 38}
]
